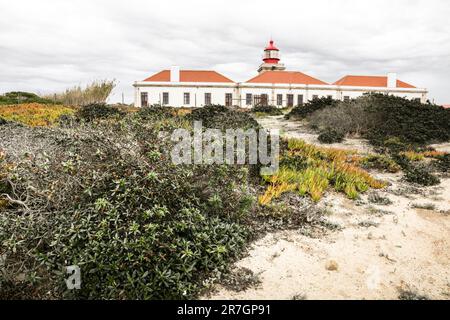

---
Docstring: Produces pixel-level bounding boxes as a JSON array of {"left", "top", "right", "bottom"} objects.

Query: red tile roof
[
  {"left": 333, "top": 75, "right": 416, "bottom": 88},
  {"left": 246, "top": 71, "right": 328, "bottom": 85},
  {"left": 144, "top": 70, "right": 234, "bottom": 83}
]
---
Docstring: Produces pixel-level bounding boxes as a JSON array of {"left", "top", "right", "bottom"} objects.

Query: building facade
[{"left": 133, "top": 40, "right": 428, "bottom": 108}]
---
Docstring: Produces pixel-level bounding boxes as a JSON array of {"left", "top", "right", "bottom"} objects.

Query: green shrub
[
  {"left": 298, "top": 94, "right": 450, "bottom": 149},
  {"left": 41, "top": 80, "right": 116, "bottom": 106},
  {"left": 360, "top": 154, "right": 401, "bottom": 173},
  {"left": 317, "top": 128, "right": 344, "bottom": 144},
  {"left": 286, "top": 97, "right": 337, "bottom": 119},
  {"left": 0, "top": 92, "right": 54, "bottom": 105},
  {"left": 404, "top": 165, "right": 440, "bottom": 186},
  {"left": 76, "top": 103, "right": 125, "bottom": 122},
  {"left": 251, "top": 105, "right": 283, "bottom": 116},
  {"left": 361, "top": 94, "right": 450, "bottom": 147},
  {"left": 435, "top": 153, "right": 450, "bottom": 173},
  {"left": 189, "top": 104, "right": 260, "bottom": 131},
  {"left": 0, "top": 108, "right": 257, "bottom": 299}
]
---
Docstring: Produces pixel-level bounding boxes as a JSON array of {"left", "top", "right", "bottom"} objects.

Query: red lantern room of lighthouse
[{"left": 258, "top": 39, "right": 286, "bottom": 73}]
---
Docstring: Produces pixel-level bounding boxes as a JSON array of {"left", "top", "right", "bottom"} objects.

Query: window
[
  {"left": 246, "top": 93, "right": 252, "bottom": 106},
  {"left": 297, "top": 95, "right": 304, "bottom": 106},
  {"left": 287, "top": 94, "right": 294, "bottom": 107},
  {"left": 183, "top": 92, "right": 190, "bottom": 105},
  {"left": 261, "top": 94, "right": 268, "bottom": 106},
  {"left": 343, "top": 96, "right": 350, "bottom": 102},
  {"left": 204, "top": 93, "right": 211, "bottom": 105},
  {"left": 225, "top": 93, "right": 232, "bottom": 106},
  {"left": 140, "top": 92, "right": 148, "bottom": 107},
  {"left": 312, "top": 95, "right": 319, "bottom": 100},
  {"left": 162, "top": 92, "right": 169, "bottom": 105},
  {"left": 277, "top": 94, "right": 283, "bottom": 106}
]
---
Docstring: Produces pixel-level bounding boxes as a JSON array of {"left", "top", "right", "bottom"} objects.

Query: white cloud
[{"left": 0, "top": 0, "right": 449, "bottom": 104}]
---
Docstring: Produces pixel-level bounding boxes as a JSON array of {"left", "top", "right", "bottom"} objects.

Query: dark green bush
[
  {"left": 297, "top": 94, "right": 450, "bottom": 150},
  {"left": 365, "top": 95, "right": 450, "bottom": 147},
  {"left": 189, "top": 104, "right": 260, "bottom": 131},
  {"left": 360, "top": 154, "right": 401, "bottom": 173},
  {"left": 435, "top": 153, "right": 450, "bottom": 173},
  {"left": 137, "top": 106, "right": 177, "bottom": 120},
  {"left": 0, "top": 108, "right": 257, "bottom": 299},
  {"left": 286, "top": 97, "right": 337, "bottom": 119},
  {"left": 0, "top": 91, "right": 55, "bottom": 105},
  {"left": 252, "top": 105, "right": 283, "bottom": 116},
  {"left": 404, "top": 165, "right": 440, "bottom": 186},
  {"left": 317, "top": 128, "right": 345, "bottom": 144},
  {"left": 76, "top": 103, "right": 125, "bottom": 122}
]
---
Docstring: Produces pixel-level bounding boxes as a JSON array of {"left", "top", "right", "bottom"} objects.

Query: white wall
[
  {"left": 134, "top": 82, "right": 428, "bottom": 107},
  {"left": 134, "top": 83, "right": 235, "bottom": 108},
  {"left": 239, "top": 84, "right": 339, "bottom": 108}
]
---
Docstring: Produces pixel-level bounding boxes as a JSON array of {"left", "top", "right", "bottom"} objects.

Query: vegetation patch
[
  {"left": 412, "top": 203, "right": 436, "bottom": 210},
  {"left": 251, "top": 105, "right": 283, "bottom": 116},
  {"left": 398, "top": 287, "right": 429, "bottom": 300},
  {"left": 317, "top": 128, "right": 345, "bottom": 144},
  {"left": 359, "top": 154, "right": 401, "bottom": 173},
  {"left": 76, "top": 103, "right": 126, "bottom": 122},
  {"left": 0, "top": 92, "right": 55, "bottom": 105},
  {"left": 368, "top": 193, "right": 393, "bottom": 205},
  {"left": 0, "top": 103, "right": 75, "bottom": 127},
  {"left": 259, "top": 138, "right": 384, "bottom": 204},
  {"left": 42, "top": 80, "right": 116, "bottom": 106},
  {"left": 220, "top": 267, "right": 262, "bottom": 292},
  {"left": 189, "top": 104, "right": 259, "bottom": 131},
  {"left": 292, "top": 94, "right": 450, "bottom": 148},
  {"left": 0, "top": 106, "right": 259, "bottom": 299},
  {"left": 286, "top": 97, "right": 337, "bottom": 119},
  {"left": 404, "top": 165, "right": 440, "bottom": 186}
]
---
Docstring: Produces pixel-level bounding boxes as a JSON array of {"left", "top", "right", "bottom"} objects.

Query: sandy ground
[{"left": 206, "top": 116, "right": 450, "bottom": 300}]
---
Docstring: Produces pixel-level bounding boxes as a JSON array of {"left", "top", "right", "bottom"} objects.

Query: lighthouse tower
[{"left": 258, "top": 39, "right": 286, "bottom": 73}]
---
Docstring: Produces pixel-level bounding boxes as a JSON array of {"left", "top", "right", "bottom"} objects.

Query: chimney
[
  {"left": 387, "top": 72, "right": 397, "bottom": 88},
  {"left": 170, "top": 66, "right": 180, "bottom": 82}
]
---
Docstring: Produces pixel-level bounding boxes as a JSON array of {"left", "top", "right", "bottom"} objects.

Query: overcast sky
[{"left": 1, "top": 0, "right": 449, "bottom": 104}]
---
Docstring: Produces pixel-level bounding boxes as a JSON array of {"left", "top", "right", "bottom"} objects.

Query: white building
[{"left": 133, "top": 40, "right": 428, "bottom": 108}]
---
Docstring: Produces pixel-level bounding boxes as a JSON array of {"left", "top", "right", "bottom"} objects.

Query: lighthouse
[{"left": 258, "top": 39, "right": 286, "bottom": 73}]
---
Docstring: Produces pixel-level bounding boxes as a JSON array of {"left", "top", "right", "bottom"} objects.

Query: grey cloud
[{"left": 0, "top": 0, "right": 449, "bottom": 104}]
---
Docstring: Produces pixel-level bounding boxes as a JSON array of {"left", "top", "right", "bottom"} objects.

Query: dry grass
[{"left": 42, "top": 79, "right": 115, "bottom": 106}]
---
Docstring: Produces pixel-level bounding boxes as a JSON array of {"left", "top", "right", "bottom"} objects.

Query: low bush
[
  {"left": 76, "top": 103, "right": 125, "bottom": 122},
  {"left": 0, "top": 92, "right": 54, "bottom": 105},
  {"left": 317, "top": 128, "right": 345, "bottom": 144},
  {"left": 251, "top": 105, "right": 283, "bottom": 116},
  {"left": 286, "top": 97, "right": 337, "bottom": 119},
  {"left": 368, "top": 193, "right": 393, "bottom": 205},
  {"left": 189, "top": 104, "right": 260, "bottom": 131},
  {"left": 434, "top": 153, "right": 450, "bottom": 173},
  {"left": 404, "top": 165, "right": 440, "bottom": 186},
  {"left": 360, "top": 154, "right": 401, "bottom": 173},
  {"left": 307, "top": 99, "right": 376, "bottom": 136},
  {"left": 299, "top": 94, "right": 450, "bottom": 149},
  {"left": 0, "top": 106, "right": 257, "bottom": 299}
]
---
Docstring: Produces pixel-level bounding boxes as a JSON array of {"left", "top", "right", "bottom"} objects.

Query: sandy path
[{"left": 206, "top": 116, "right": 450, "bottom": 300}]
